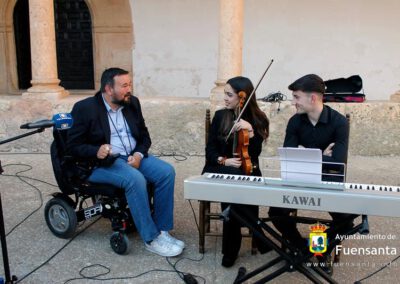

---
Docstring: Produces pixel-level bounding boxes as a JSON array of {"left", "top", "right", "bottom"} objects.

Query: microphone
[
  {"left": 52, "top": 113, "right": 73, "bottom": 130},
  {"left": 20, "top": 119, "right": 54, "bottom": 129},
  {"left": 20, "top": 113, "right": 73, "bottom": 130}
]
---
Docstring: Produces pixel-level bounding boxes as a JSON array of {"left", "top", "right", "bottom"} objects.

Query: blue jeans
[{"left": 88, "top": 155, "right": 175, "bottom": 242}]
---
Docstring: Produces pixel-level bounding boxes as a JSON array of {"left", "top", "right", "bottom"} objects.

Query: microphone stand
[
  {"left": 0, "top": 193, "right": 16, "bottom": 284},
  {"left": 0, "top": 127, "right": 47, "bottom": 284}
]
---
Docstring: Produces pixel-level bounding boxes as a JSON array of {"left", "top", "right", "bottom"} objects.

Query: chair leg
[
  {"left": 333, "top": 242, "right": 342, "bottom": 263},
  {"left": 199, "top": 201, "right": 206, "bottom": 253},
  {"left": 205, "top": 201, "right": 211, "bottom": 233},
  {"left": 251, "top": 234, "right": 257, "bottom": 255}
]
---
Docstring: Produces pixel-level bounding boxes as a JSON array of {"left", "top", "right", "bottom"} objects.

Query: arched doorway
[
  {"left": 54, "top": 0, "right": 94, "bottom": 89},
  {"left": 3, "top": 0, "right": 132, "bottom": 93},
  {"left": 13, "top": 0, "right": 32, "bottom": 89}
]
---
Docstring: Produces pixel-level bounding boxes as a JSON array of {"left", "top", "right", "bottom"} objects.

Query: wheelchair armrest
[
  {"left": 61, "top": 154, "right": 121, "bottom": 184},
  {"left": 64, "top": 153, "right": 120, "bottom": 166},
  {"left": 98, "top": 153, "right": 121, "bottom": 167},
  {"left": 64, "top": 155, "right": 96, "bottom": 161},
  {"left": 63, "top": 155, "right": 76, "bottom": 162},
  {"left": 61, "top": 155, "right": 96, "bottom": 181}
]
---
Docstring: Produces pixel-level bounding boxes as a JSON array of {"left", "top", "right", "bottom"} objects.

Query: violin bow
[{"left": 225, "top": 59, "right": 274, "bottom": 142}]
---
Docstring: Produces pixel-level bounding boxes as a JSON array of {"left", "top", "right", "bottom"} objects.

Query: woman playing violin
[{"left": 202, "top": 76, "right": 270, "bottom": 267}]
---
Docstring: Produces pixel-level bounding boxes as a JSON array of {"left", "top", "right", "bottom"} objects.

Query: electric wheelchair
[{"left": 44, "top": 127, "right": 153, "bottom": 254}]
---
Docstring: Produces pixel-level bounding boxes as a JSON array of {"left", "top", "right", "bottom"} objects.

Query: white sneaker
[
  {"left": 160, "top": 231, "right": 185, "bottom": 249},
  {"left": 145, "top": 234, "right": 183, "bottom": 257}
]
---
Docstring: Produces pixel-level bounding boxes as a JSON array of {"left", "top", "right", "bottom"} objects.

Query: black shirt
[
  {"left": 283, "top": 105, "right": 349, "bottom": 180},
  {"left": 202, "top": 109, "right": 264, "bottom": 176}
]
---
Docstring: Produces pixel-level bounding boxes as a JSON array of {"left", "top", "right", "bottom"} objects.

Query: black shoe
[
  {"left": 257, "top": 242, "right": 273, "bottom": 254},
  {"left": 222, "top": 255, "right": 237, "bottom": 268}
]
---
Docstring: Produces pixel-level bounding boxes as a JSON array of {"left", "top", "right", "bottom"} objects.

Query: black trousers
[
  {"left": 221, "top": 203, "right": 270, "bottom": 258},
  {"left": 202, "top": 163, "right": 268, "bottom": 258},
  {"left": 268, "top": 207, "right": 357, "bottom": 251}
]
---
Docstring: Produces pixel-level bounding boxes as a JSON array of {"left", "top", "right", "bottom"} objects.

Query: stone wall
[
  {"left": 0, "top": 95, "right": 399, "bottom": 156},
  {"left": 131, "top": 0, "right": 400, "bottom": 100},
  {"left": 263, "top": 101, "right": 400, "bottom": 157}
]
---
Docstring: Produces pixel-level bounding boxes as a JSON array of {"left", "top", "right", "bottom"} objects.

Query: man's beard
[{"left": 112, "top": 92, "right": 132, "bottom": 107}]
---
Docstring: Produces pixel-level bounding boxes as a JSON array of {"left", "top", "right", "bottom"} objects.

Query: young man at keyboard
[{"left": 268, "top": 74, "right": 357, "bottom": 274}]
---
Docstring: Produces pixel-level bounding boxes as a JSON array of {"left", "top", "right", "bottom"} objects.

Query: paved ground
[{"left": 0, "top": 153, "right": 399, "bottom": 283}]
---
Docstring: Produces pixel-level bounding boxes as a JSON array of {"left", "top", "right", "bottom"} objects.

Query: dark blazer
[
  {"left": 202, "top": 109, "right": 264, "bottom": 176},
  {"left": 67, "top": 91, "right": 151, "bottom": 159}
]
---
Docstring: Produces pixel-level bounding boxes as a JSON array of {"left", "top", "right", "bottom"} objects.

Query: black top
[
  {"left": 67, "top": 92, "right": 151, "bottom": 159},
  {"left": 284, "top": 105, "right": 349, "bottom": 180},
  {"left": 202, "top": 109, "right": 264, "bottom": 176}
]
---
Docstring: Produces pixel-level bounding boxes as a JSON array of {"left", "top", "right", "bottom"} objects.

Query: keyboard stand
[{"left": 228, "top": 207, "right": 366, "bottom": 284}]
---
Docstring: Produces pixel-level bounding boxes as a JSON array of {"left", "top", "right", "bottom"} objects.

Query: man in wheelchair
[{"left": 64, "top": 67, "right": 184, "bottom": 257}]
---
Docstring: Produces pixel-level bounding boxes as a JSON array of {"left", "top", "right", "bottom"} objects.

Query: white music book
[{"left": 278, "top": 147, "right": 322, "bottom": 183}]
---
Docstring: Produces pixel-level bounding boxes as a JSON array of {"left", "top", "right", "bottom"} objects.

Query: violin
[
  {"left": 225, "top": 59, "right": 274, "bottom": 175},
  {"left": 232, "top": 91, "right": 253, "bottom": 175},
  {"left": 225, "top": 59, "right": 273, "bottom": 142}
]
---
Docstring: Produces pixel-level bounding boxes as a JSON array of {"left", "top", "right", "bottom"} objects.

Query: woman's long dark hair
[{"left": 220, "top": 76, "right": 269, "bottom": 141}]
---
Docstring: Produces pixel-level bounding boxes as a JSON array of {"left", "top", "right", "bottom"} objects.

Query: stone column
[
  {"left": 390, "top": 90, "right": 400, "bottom": 102},
  {"left": 23, "top": 0, "right": 68, "bottom": 99},
  {"left": 0, "top": 22, "right": 8, "bottom": 93},
  {"left": 210, "top": 0, "right": 244, "bottom": 109}
]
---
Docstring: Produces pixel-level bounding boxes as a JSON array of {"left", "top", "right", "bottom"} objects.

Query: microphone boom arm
[{"left": 0, "top": 128, "right": 45, "bottom": 145}]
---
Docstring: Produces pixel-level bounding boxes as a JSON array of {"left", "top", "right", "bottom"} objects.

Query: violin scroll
[{"left": 238, "top": 91, "right": 247, "bottom": 109}]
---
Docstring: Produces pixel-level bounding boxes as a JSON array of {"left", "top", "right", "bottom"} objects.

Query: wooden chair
[{"left": 198, "top": 109, "right": 256, "bottom": 254}]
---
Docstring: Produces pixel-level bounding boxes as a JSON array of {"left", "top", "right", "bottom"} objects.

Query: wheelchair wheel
[
  {"left": 45, "top": 197, "right": 77, "bottom": 239},
  {"left": 110, "top": 232, "right": 129, "bottom": 255}
]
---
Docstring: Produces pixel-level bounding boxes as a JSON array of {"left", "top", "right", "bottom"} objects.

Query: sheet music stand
[{"left": 279, "top": 147, "right": 322, "bottom": 183}]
